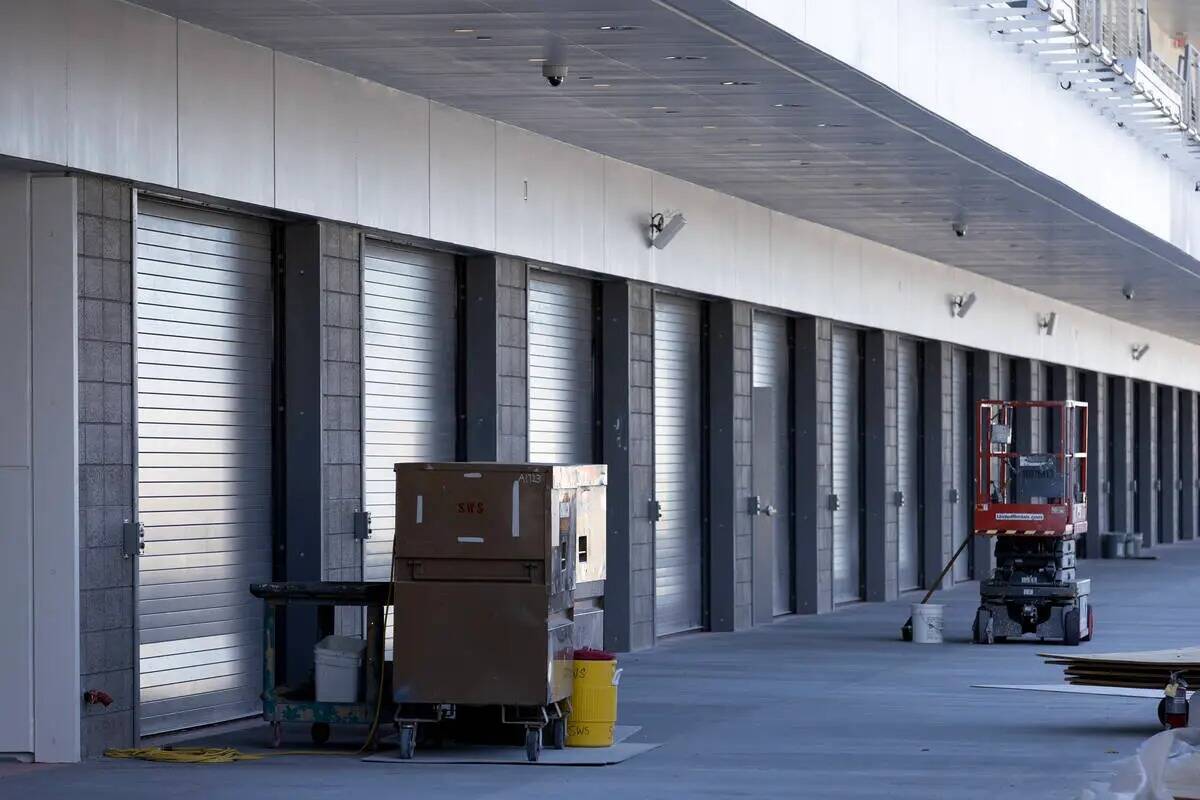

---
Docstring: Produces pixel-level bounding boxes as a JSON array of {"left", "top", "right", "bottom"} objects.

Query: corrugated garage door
[
  {"left": 752, "top": 312, "right": 793, "bottom": 615},
  {"left": 653, "top": 294, "right": 704, "bottom": 636},
  {"left": 528, "top": 270, "right": 594, "bottom": 463},
  {"left": 831, "top": 326, "right": 863, "bottom": 604},
  {"left": 134, "top": 199, "right": 274, "bottom": 735},
  {"left": 361, "top": 242, "right": 458, "bottom": 583},
  {"left": 897, "top": 338, "right": 921, "bottom": 592},
  {"left": 951, "top": 348, "right": 970, "bottom": 583}
]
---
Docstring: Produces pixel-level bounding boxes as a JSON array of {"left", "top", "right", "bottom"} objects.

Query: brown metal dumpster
[{"left": 389, "top": 462, "right": 606, "bottom": 761}]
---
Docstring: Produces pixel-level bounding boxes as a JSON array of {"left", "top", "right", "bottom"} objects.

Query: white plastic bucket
[
  {"left": 911, "top": 603, "right": 944, "bottom": 644},
  {"left": 314, "top": 635, "right": 366, "bottom": 703}
]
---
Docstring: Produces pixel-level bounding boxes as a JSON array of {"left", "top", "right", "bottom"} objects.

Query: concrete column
[
  {"left": 921, "top": 341, "right": 951, "bottom": 589},
  {"left": 705, "top": 300, "right": 738, "bottom": 632},
  {"left": 0, "top": 172, "right": 33, "bottom": 759},
  {"left": 1013, "top": 358, "right": 1042, "bottom": 453},
  {"left": 319, "top": 224, "right": 364, "bottom": 636},
  {"left": 795, "top": 318, "right": 833, "bottom": 613},
  {"left": 496, "top": 258, "right": 527, "bottom": 463},
  {"left": 971, "top": 351, "right": 997, "bottom": 578},
  {"left": 463, "top": 256, "right": 498, "bottom": 460},
  {"left": 31, "top": 176, "right": 80, "bottom": 762},
  {"left": 1159, "top": 387, "right": 1179, "bottom": 544},
  {"left": 1182, "top": 391, "right": 1198, "bottom": 542},
  {"left": 599, "top": 282, "right": 633, "bottom": 652},
  {"left": 281, "top": 223, "right": 324, "bottom": 681},
  {"left": 77, "top": 178, "right": 134, "bottom": 755},
  {"left": 1080, "top": 371, "right": 1107, "bottom": 557},
  {"left": 628, "top": 285, "right": 655, "bottom": 647},
  {"left": 1111, "top": 377, "right": 1134, "bottom": 533},
  {"left": 1135, "top": 381, "right": 1158, "bottom": 547},
  {"left": 863, "top": 331, "right": 897, "bottom": 602}
]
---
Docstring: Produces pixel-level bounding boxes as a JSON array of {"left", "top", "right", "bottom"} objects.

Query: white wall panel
[
  {"left": 602, "top": 158, "right": 653, "bottom": 281},
  {"left": 650, "top": 174, "right": 738, "bottom": 297},
  {"left": 274, "top": 53, "right": 358, "bottom": 221},
  {"left": 177, "top": 23, "right": 274, "bottom": 208},
  {"left": 430, "top": 102, "right": 495, "bottom": 252},
  {"left": 551, "top": 142, "right": 605, "bottom": 272},
  {"left": 496, "top": 123, "right": 554, "bottom": 263},
  {"left": 355, "top": 82, "right": 430, "bottom": 238},
  {"left": 0, "top": 171, "right": 32, "bottom": 755},
  {"left": 0, "top": 1, "right": 67, "bottom": 165},
  {"left": 733, "top": 201, "right": 772, "bottom": 301},
  {"left": 66, "top": 0, "right": 177, "bottom": 187}
]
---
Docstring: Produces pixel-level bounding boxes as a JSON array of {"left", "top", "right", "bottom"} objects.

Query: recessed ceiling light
[
  {"left": 651, "top": 106, "right": 668, "bottom": 110},
  {"left": 702, "top": 125, "right": 718, "bottom": 130},
  {"left": 593, "top": 83, "right": 611, "bottom": 88},
  {"left": 720, "top": 80, "right": 757, "bottom": 87},
  {"left": 749, "top": 143, "right": 762, "bottom": 147},
  {"left": 453, "top": 28, "right": 475, "bottom": 34},
  {"left": 773, "top": 103, "right": 804, "bottom": 108},
  {"left": 598, "top": 25, "right": 641, "bottom": 31},
  {"left": 816, "top": 123, "right": 827, "bottom": 127},
  {"left": 664, "top": 55, "right": 706, "bottom": 61},
  {"left": 528, "top": 58, "right": 547, "bottom": 63}
]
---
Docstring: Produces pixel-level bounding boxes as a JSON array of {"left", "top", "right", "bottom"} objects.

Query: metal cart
[{"left": 250, "top": 581, "right": 391, "bottom": 748}]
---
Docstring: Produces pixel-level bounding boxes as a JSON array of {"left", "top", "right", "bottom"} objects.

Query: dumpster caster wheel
[
  {"left": 398, "top": 724, "right": 417, "bottom": 760},
  {"left": 270, "top": 722, "right": 283, "bottom": 749},
  {"left": 525, "top": 727, "right": 542, "bottom": 762},
  {"left": 310, "top": 722, "right": 330, "bottom": 746},
  {"left": 548, "top": 717, "right": 566, "bottom": 750}
]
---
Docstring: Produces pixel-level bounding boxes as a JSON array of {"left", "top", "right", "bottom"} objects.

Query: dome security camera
[{"left": 542, "top": 64, "right": 568, "bottom": 87}]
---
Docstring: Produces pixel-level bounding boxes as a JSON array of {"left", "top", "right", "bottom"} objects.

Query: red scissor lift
[{"left": 972, "top": 400, "right": 1093, "bottom": 645}]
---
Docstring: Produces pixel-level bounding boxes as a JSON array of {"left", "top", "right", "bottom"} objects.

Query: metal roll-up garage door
[
  {"left": 653, "top": 294, "right": 704, "bottom": 636},
  {"left": 897, "top": 338, "right": 921, "bottom": 591},
  {"left": 951, "top": 348, "right": 970, "bottom": 583},
  {"left": 361, "top": 242, "right": 458, "bottom": 583},
  {"left": 752, "top": 312, "right": 793, "bottom": 615},
  {"left": 135, "top": 199, "right": 274, "bottom": 735},
  {"left": 831, "top": 326, "right": 863, "bottom": 604},
  {"left": 528, "top": 270, "right": 594, "bottom": 464}
]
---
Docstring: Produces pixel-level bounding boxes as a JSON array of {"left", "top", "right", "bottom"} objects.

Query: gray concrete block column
[
  {"left": 1159, "top": 386, "right": 1179, "bottom": 544},
  {"left": 1080, "top": 371, "right": 1107, "bottom": 557},
  {"left": 794, "top": 318, "right": 833, "bottom": 613},
  {"left": 599, "top": 281, "right": 633, "bottom": 651},
  {"left": 1135, "top": 381, "right": 1158, "bottom": 547},
  {"left": 1110, "top": 377, "right": 1135, "bottom": 534},
  {"left": 78, "top": 177, "right": 133, "bottom": 757},
  {"left": 971, "top": 351, "right": 997, "bottom": 578},
  {"left": 921, "top": 341, "right": 951, "bottom": 589},
  {"left": 863, "top": 331, "right": 898, "bottom": 602},
  {"left": 1182, "top": 391, "right": 1198, "bottom": 542}
]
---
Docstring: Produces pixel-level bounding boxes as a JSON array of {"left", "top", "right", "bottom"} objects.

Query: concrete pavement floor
[{"left": 6, "top": 541, "right": 1200, "bottom": 799}]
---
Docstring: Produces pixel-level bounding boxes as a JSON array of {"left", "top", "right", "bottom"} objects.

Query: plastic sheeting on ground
[{"left": 1080, "top": 727, "right": 1200, "bottom": 800}]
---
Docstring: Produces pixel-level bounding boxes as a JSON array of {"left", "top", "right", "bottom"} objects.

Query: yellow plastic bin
[{"left": 566, "top": 649, "right": 621, "bottom": 747}]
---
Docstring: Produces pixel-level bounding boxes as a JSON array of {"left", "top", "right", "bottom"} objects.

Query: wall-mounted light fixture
[
  {"left": 1038, "top": 311, "right": 1058, "bottom": 336},
  {"left": 649, "top": 211, "right": 687, "bottom": 250},
  {"left": 1131, "top": 343, "right": 1150, "bottom": 361},
  {"left": 949, "top": 291, "right": 977, "bottom": 318}
]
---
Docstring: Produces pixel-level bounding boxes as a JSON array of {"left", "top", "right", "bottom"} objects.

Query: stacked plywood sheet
[{"left": 1040, "top": 647, "right": 1200, "bottom": 689}]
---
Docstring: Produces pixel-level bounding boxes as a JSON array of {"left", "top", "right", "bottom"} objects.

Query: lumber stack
[{"left": 1040, "top": 647, "right": 1200, "bottom": 689}]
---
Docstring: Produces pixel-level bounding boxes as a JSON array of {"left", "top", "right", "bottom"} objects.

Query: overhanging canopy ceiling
[{"left": 132, "top": 0, "right": 1200, "bottom": 343}]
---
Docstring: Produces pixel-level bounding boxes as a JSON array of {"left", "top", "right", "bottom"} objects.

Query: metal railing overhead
[{"left": 952, "top": 0, "right": 1200, "bottom": 173}]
